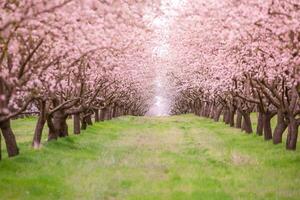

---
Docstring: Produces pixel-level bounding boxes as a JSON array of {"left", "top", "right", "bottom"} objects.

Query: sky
[{"left": 146, "top": 0, "right": 186, "bottom": 116}]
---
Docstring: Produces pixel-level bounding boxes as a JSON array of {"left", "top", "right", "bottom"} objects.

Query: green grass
[{"left": 0, "top": 115, "right": 299, "bottom": 200}]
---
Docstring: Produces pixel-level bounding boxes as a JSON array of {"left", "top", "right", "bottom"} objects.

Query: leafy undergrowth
[{"left": 0, "top": 115, "right": 299, "bottom": 200}]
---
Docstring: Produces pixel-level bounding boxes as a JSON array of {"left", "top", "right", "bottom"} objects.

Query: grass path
[{"left": 0, "top": 115, "right": 299, "bottom": 200}]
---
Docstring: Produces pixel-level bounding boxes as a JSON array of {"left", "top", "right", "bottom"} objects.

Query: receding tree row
[
  {"left": 171, "top": 78, "right": 299, "bottom": 150},
  {"left": 0, "top": 82, "right": 148, "bottom": 160}
]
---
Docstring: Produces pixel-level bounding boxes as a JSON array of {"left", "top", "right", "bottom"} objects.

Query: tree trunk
[
  {"left": 52, "top": 111, "right": 68, "bottom": 138},
  {"left": 200, "top": 103, "right": 206, "bottom": 117},
  {"left": 286, "top": 117, "right": 299, "bottom": 150},
  {"left": 47, "top": 116, "right": 57, "bottom": 141},
  {"left": 116, "top": 106, "right": 120, "bottom": 117},
  {"left": 256, "top": 112, "right": 263, "bottom": 136},
  {"left": 205, "top": 104, "right": 211, "bottom": 117},
  {"left": 107, "top": 107, "right": 112, "bottom": 120},
  {"left": 273, "top": 110, "right": 287, "bottom": 144},
  {"left": 194, "top": 103, "right": 200, "bottom": 116},
  {"left": 32, "top": 116, "right": 46, "bottom": 149},
  {"left": 263, "top": 112, "right": 273, "bottom": 141},
  {"left": 213, "top": 105, "right": 223, "bottom": 122},
  {"left": 128, "top": 109, "right": 133, "bottom": 116},
  {"left": 241, "top": 112, "right": 253, "bottom": 134},
  {"left": 222, "top": 109, "right": 226, "bottom": 122},
  {"left": 100, "top": 108, "right": 106, "bottom": 121},
  {"left": 94, "top": 109, "right": 99, "bottom": 122},
  {"left": 86, "top": 114, "right": 93, "bottom": 125},
  {"left": 106, "top": 107, "right": 112, "bottom": 120},
  {"left": 114, "top": 107, "right": 119, "bottom": 117},
  {"left": 112, "top": 106, "right": 117, "bottom": 118},
  {"left": 120, "top": 107, "right": 125, "bottom": 116},
  {"left": 206, "top": 103, "right": 211, "bottom": 118},
  {"left": 209, "top": 104, "right": 215, "bottom": 119},
  {"left": 0, "top": 119, "right": 19, "bottom": 157},
  {"left": 229, "top": 106, "right": 236, "bottom": 127},
  {"left": 73, "top": 113, "right": 81, "bottom": 134},
  {"left": 32, "top": 100, "right": 47, "bottom": 149},
  {"left": 81, "top": 116, "right": 87, "bottom": 130},
  {"left": 235, "top": 110, "right": 242, "bottom": 129},
  {"left": 241, "top": 117, "right": 246, "bottom": 131},
  {"left": 224, "top": 109, "right": 230, "bottom": 125}
]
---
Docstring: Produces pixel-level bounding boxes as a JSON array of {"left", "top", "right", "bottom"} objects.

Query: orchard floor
[{"left": 0, "top": 115, "right": 300, "bottom": 200}]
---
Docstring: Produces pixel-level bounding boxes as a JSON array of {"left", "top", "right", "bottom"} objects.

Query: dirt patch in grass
[{"left": 231, "top": 151, "right": 258, "bottom": 166}]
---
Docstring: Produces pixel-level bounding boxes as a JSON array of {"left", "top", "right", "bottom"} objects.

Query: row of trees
[
  {"left": 0, "top": 0, "right": 156, "bottom": 159},
  {"left": 168, "top": 0, "right": 299, "bottom": 150}
]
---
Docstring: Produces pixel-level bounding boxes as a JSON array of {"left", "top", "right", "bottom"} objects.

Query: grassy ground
[{"left": 0, "top": 115, "right": 299, "bottom": 200}]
